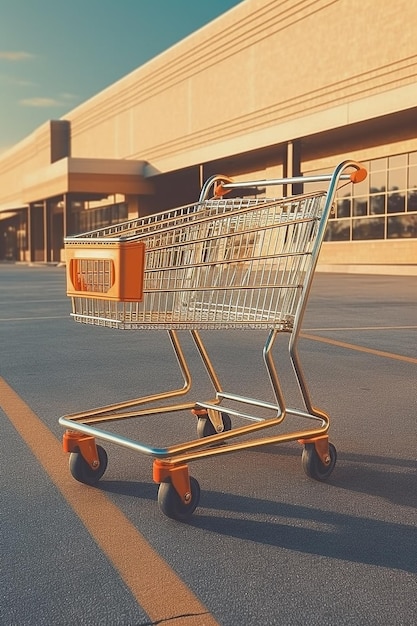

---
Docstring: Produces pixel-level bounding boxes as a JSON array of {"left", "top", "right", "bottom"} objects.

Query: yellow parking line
[
  {"left": 301, "top": 333, "right": 417, "bottom": 364},
  {"left": 0, "top": 377, "right": 219, "bottom": 626},
  {"left": 304, "top": 325, "right": 417, "bottom": 332},
  {"left": 0, "top": 316, "right": 67, "bottom": 322}
]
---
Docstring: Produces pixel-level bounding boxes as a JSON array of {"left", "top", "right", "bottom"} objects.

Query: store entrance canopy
[{"left": 22, "top": 157, "right": 153, "bottom": 203}]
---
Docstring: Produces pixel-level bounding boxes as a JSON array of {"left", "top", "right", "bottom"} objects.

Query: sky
[{"left": 0, "top": 0, "right": 244, "bottom": 154}]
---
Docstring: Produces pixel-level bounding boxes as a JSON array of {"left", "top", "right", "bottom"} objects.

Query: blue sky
[{"left": 0, "top": 0, "right": 244, "bottom": 154}]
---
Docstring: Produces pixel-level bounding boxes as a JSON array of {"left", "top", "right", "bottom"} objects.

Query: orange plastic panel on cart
[{"left": 65, "top": 240, "right": 145, "bottom": 302}]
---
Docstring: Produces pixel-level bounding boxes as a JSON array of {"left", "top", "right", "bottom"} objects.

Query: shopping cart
[{"left": 59, "top": 160, "right": 367, "bottom": 521}]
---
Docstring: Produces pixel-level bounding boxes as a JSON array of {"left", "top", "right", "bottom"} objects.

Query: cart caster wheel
[
  {"left": 158, "top": 476, "right": 200, "bottom": 521},
  {"left": 302, "top": 442, "right": 337, "bottom": 481},
  {"left": 69, "top": 444, "right": 108, "bottom": 485},
  {"left": 197, "top": 412, "right": 232, "bottom": 438}
]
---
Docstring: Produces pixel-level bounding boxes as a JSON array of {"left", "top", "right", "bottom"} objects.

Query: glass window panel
[
  {"left": 387, "top": 191, "right": 405, "bottom": 213},
  {"left": 352, "top": 217, "right": 384, "bottom": 240},
  {"left": 369, "top": 194, "right": 385, "bottom": 214},
  {"left": 407, "top": 190, "right": 417, "bottom": 212},
  {"left": 336, "top": 197, "right": 351, "bottom": 218},
  {"left": 388, "top": 214, "right": 417, "bottom": 238},
  {"left": 353, "top": 197, "right": 367, "bottom": 216},
  {"left": 388, "top": 167, "right": 407, "bottom": 191},
  {"left": 325, "top": 220, "right": 351, "bottom": 241},
  {"left": 369, "top": 170, "right": 386, "bottom": 193},
  {"left": 351, "top": 174, "right": 368, "bottom": 196},
  {"left": 409, "top": 152, "right": 417, "bottom": 166},
  {"left": 370, "top": 157, "right": 387, "bottom": 172},
  {"left": 388, "top": 154, "right": 407, "bottom": 169},
  {"left": 408, "top": 165, "right": 417, "bottom": 190}
]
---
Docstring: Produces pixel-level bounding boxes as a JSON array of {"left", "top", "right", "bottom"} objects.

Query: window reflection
[
  {"left": 336, "top": 196, "right": 351, "bottom": 218},
  {"left": 388, "top": 168, "right": 407, "bottom": 191},
  {"left": 309, "top": 152, "right": 417, "bottom": 242},
  {"left": 389, "top": 154, "right": 407, "bottom": 169},
  {"left": 352, "top": 217, "right": 384, "bottom": 239},
  {"left": 388, "top": 214, "right": 417, "bottom": 238},
  {"left": 70, "top": 202, "right": 128, "bottom": 234},
  {"left": 370, "top": 158, "right": 387, "bottom": 171},
  {"left": 408, "top": 166, "right": 417, "bottom": 189},
  {"left": 387, "top": 191, "right": 405, "bottom": 213},
  {"left": 369, "top": 171, "right": 386, "bottom": 193},
  {"left": 351, "top": 177, "right": 367, "bottom": 196},
  {"left": 325, "top": 220, "right": 351, "bottom": 241},
  {"left": 407, "top": 190, "right": 417, "bottom": 212},
  {"left": 353, "top": 197, "right": 367, "bottom": 216},
  {"left": 369, "top": 194, "right": 385, "bottom": 214}
]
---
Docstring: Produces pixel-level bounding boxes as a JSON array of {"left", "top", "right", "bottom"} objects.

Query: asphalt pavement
[{"left": 1, "top": 264, "right": 416, "bottom": 626}]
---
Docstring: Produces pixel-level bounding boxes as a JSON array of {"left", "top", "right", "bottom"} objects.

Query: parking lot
[{"left": 1, "top": 264, "right": 416, "bottom": 625}]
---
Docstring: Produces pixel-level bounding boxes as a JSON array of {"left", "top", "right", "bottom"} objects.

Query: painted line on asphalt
[
  {"left": 304, "top": 325, "right": 417, "bottom": 331},
  {"left": 301, "top": 333, "right": 417, "bottom": 364},
  {"left": 0, "top": 377, "right": 219, "bottom": 626},
  {"left": 0, "top": 316, "right": 68, "bottom": 322}
]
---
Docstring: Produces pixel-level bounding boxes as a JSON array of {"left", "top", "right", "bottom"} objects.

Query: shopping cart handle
[
  {"left": 214, "top": 180, "right": 233, "bottom": 197},
  {"left": 202, "top": 161, "right": 367, "bottom": 199},
  {"left": 350, "top": 167, "right": 367, "bottom": 183}
]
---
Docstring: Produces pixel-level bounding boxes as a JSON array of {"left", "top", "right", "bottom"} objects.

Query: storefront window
[
  {"left": 352, "top": 197, "right": 367, "bottom": 216},
  {"left": 72, "top": 202, "right": 128, "bottom": 234},
  {"left": 336, "top": 196, "right": 351, "bottom": 218},
  {"left": 311, "top": 151, "right": 417, "bottom": 243},
  {"left": 408, "top": 165, "right": 417, "bottom": 190},
  {"left": 388, "top": 154, "right": 407, "bottom": 169},
  {"left": 369, "top": 170, "right": 386, "bottom": 194},
  {"left": 350, "top": 176, "right": 368, "bottom": 197},
  {"left": 369, "top": 194, "right": 385, "bottom": 214},
  {"left": 387, "top": 214, "right": 417, "bottom": 238},
  {"left": 352, "top": 217, "right": 384, "bottom": 240},
  {"left": 388, "top": 166, "right": 406, "bottom": 192},
  {"left": 387, "top": 191, "right": 405, "bottom": 213},
  {"left": 370, "top": 157, "right": 388, "bottom": 172},
  {"left": 407, "top": 189, "right": 417, "bottom": 212},
  {"left": 325, "top": 219, "right": 351, "bottom": 241}
]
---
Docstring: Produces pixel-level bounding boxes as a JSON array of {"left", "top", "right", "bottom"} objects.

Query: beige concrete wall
[
  {"left": 2, "top": 0, "right": 417, "bottom": 207},
  {"left": 0, "top": 122, "right": 52, "bottom": 209},
  {"left": 65, "top": 0, "right": 417, "bottom": 172},
  {"left": 1, "top": 0, "right": 417, "bottom": 271},
  {"left": 319, "top": 239, "right": 417, "bottom": 266}
]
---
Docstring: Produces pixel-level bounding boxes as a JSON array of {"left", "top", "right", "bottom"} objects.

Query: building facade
[{"left": 1, "top": 0, "right": 416, "bottom": 272}]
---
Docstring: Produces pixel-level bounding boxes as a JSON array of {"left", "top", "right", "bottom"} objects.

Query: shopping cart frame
[{"left": 59, "top": 160, "right": 367, "bottom": 521}]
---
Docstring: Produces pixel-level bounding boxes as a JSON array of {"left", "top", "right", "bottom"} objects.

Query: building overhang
[
  {"left": 21, "top": 157, "right": 153, "bottom": 204},
  {"left": 0, "top": 210, "right": 21, "bottom": 221}
]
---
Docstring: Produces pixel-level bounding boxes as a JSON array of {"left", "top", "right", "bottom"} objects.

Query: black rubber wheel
[
  {"left": 158, "top": 476, "right": 200, "bottom": 521},
  {"left": 197, "top": 412, "right": 232, "bottom": 438},
  {"left": 69, "top": 444, "right": 108, "bottom": 485},
  {"left": 301, "top": 442, "right": 337, "bottom": 481}
]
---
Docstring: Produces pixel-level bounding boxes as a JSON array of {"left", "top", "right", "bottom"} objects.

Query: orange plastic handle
[
  {"left": 350, "top": 167, "right": 367, "bottom": 183},
  {"left": 214, "top": 178, "right": 234, "bottom": 197}
]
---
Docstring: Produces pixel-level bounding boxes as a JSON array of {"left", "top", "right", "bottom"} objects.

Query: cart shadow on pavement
[
  {"left": 97, "top": 445, "right": 416, "bottom": 514},
  {"left": 99, "top": 479, "right": 158, "bottom": 501},
  {"left": 329, "top": 462, "right": 417, "bottom": 509},
  {"left": 97, "top": 469, "right": 416, "bottom": 574},
  {"left": 190, "top": 491, "right": 417, "bottom": 574},
  {"left": 247, "top": 444, "right": 417, "bottom": 508}
]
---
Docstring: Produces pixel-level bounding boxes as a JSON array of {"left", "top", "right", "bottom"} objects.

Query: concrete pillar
[
  {"left": 126, "top": 195, "right": 140, "bottom": 219},
  {"left": 286, "top": 140, "right": 303, "bottom": 195}
]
